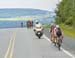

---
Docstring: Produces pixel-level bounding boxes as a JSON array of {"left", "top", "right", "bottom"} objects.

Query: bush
[{"left": 65, "top": 17, "right": 73, "bottom": 26}]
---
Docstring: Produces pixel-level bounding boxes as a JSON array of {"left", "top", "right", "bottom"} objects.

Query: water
[
  {"left": 0, "top": 17, "right": 55, "bottom": 28},
  {"left": 0, "top": 21, "right": 27, "bottom": 28},
  {"left": 0, "top": 9, "right": 55, "bottom": 28}
]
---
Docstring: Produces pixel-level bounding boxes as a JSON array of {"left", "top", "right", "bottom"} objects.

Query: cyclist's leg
[
  {"left": 50, "top": 32, "right": 53, "bottom": 41},
  {"left": 56, "top": 36, "right": 59, "bottom": 43},
  {"left": 57, "top": 36, "right": 62, "bottom": 44},
  {"left": 60, "top": 36, "right": 63, "bottom": 43}
]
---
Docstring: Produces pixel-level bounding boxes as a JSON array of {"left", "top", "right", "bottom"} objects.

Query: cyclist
[
  {"left": 50, "top": 24, "right": 56, "bottom": 41},
  {"left": 54, "top": 25, "right": 63, "bottom": 43}
]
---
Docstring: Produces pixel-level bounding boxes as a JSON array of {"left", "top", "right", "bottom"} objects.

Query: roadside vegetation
[
  {"left": 44, "top": 24, "right": 51, "bottom": 28},
  {"left": 55, "top": 0, "right": 75, "bottom": 38},
  {"left": 44, "top": 24, "right": 75, "bottom": 38},
  {"left": 59, "top": 24, "right": 75, "bottom": 38}
]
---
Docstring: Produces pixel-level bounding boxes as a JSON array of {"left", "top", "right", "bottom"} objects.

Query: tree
[{"left": 55, "top": 0, "right": 75, "bottom": 27}]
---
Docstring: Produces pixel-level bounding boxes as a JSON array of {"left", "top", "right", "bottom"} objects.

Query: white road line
[{"left": 43, "top": 34, "right": 75, "bottom": 58}]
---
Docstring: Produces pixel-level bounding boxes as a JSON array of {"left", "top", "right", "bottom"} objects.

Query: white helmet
[
  {"left": 56, "top": 25, "right": 59, "bottom": 28},
  {"left": 35, "top": 20, "right": 39, "bottom": 24}
]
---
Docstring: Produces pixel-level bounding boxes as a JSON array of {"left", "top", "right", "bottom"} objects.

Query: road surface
[
  {"left": 0, "top": 28, "right": 74, "bottom": 58},
  {"left": 44, "top": 28, "right": 75, "bottom": 56}
]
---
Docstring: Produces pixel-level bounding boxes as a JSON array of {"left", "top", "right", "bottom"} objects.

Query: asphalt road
[
  {"left": 0, "top": 28, "right": 74, "bottom": 58},
  {"left": 44, "top": 28, "right": 75, "bottom": 57},
  {"left": 0, "top": 28, "right": 16, "bottom": 58}
]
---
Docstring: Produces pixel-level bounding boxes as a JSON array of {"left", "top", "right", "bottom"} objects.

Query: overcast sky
[{"left": 0, "top": 0, "right": 60, "bottom": 11}]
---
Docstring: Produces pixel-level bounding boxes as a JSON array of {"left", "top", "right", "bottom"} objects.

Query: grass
[
  {"left": 59, "top": 24, "right": 75, "bottom": 38},
  {"left": 44, "top": 24, "right": 51, "bottom": 28}
]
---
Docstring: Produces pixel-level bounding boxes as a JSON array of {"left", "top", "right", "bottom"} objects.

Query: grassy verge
[
  {"left": 59, "top": 24, "right": 75, "bottom": 38},
  {"left": 44, "top": 24, "right": 51, "bottom": 28}
]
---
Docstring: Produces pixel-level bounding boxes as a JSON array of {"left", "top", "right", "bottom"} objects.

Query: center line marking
[{"left": 4, "top": 30, "right": 17, "bottom": 58}]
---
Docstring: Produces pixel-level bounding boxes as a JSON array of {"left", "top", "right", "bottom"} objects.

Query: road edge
[{"left": 43, "top": 34, "right": 75, "bottom": 58}]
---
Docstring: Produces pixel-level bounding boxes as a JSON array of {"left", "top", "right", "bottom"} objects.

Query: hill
[{"left": 0, "top": 8, "right": 54, "bottom": 18}]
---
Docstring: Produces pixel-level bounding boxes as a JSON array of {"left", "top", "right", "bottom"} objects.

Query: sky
[{"left": 0, "top": 0, "right": 61, "bottom": 11}]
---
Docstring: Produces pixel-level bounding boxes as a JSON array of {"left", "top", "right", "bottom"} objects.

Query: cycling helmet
[{"left": 35, "top": 20, "right": 39, "bottom": 24}]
